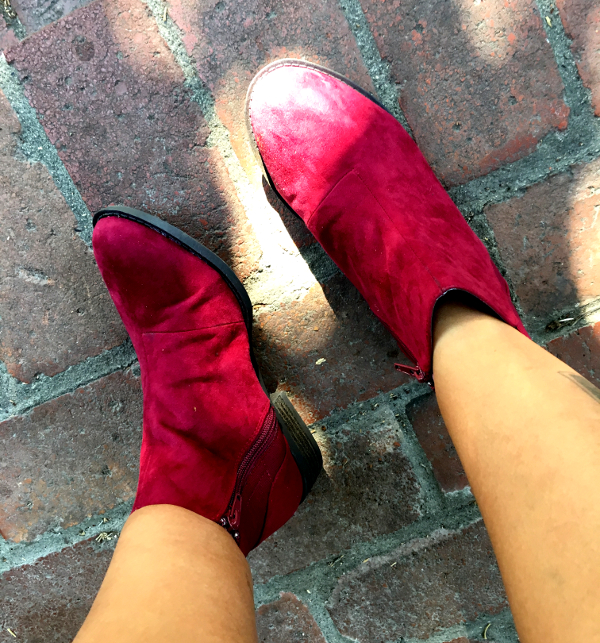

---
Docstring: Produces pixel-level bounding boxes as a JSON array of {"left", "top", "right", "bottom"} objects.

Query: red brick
[
  {"left": 0, "top": 539, "right": 115, "bottom": 643},
  {"left": 167, "top": 0, "right": 375, "bottom": 181},
  {"left": 11, "top": 0, "right": 94, "bottom": 33},
  {"left": 248, "top": 404, "right": 421, "bottom": 583},
  {"left": 0, "top": 15, "right": 18, "bottom": 52},
  {"left": 485, "top": 157, "right": 600, "bottom": 322},
  {"left": 360, "top": 0, "right": 569, "bottom": 185},
  {"left": 5, "top": 0, "right": 260, "bottom": 281},
  {"left": 557, "top": 0, "right": 600, "bottom": 116},
  {"left": 547, "top": 321, "right": 600, "bottom": 388},
  {"left": 0, "top": 368, "right": 141, "bottom": 542},
  {"left": 327, "top": 521, "right": 507, "bottom": 642},
  {"left": 406, "top": 394, "right": 468, "bottom": 493},
  {"left": 0, "top": 89, "right": 127, "bottom": 382},
  {"left": 254, "top": 275, "right": 409, "bottom": 424},
  {"left": 256, "top": 593, "right": 326, "bottom": 643}
]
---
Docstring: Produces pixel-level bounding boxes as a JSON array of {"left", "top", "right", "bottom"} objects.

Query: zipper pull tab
[
  {"left": 228, "top": 493, "right": 243, "bottom": 530},
  {"left": 395, "top": 362, "right": 427, "bottom": 382}
]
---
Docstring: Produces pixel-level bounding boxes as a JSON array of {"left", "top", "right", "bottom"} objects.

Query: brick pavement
[{"left": 0, "top": 0, "right": 599, "bottom": 640}]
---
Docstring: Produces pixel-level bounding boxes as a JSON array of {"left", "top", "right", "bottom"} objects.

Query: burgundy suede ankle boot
[
  {"left": 245, "top": 60, "right": 529, "bottom": 386},
  {"left": 92, "top": 206, "right": 322, "bottom": 555}
]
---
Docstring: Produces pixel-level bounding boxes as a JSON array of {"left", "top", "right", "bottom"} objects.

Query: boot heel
[{"left": 271, "top": 391, "right": 323, "bottom": 501}]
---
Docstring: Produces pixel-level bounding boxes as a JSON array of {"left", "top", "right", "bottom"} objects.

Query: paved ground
[{"left": 0, "top": 0, "right": 599, "bottom": 640}]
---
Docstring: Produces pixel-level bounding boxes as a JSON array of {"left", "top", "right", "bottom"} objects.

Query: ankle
[{"left": 432, "top": 292, "right": 499, "bottom": 351}]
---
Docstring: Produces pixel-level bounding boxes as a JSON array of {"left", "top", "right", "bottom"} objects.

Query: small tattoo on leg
[{"left": 559, "top": 371, "right": 600, "bottom": 404}]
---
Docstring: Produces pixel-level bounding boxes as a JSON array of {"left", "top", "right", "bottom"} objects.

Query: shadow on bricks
[
  {"left": 254, "top": 178, "right": 411, "bottom": 424},
  {"left": 5, "top": 0, "right": 262, "bottom": 284},
  {"left": 248, "top": 403, "right": 423, "bottom": 583}
]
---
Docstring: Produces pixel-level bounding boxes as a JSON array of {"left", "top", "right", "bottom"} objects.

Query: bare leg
[
  {"left": 74, "top": 505, "right": 258, "bottom": 643},
  {"left": 433, "top": 300, "right": 600, "bottom": 643}
]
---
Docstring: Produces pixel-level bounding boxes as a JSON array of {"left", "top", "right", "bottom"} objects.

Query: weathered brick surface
[
  {"left": 360, "top": 0, "right": 569, "bottom": 185},
  {"left": 327, "top": 521, "right": 507, "bottom": 642},
  {"left": 249, "top": 404, "right": 421, "bottom": 583},
  {"left": 557, "top": 0, "right": 600, "bottom": 117},
  {"left": 11, "top": 0, "right": 94, "bottom": 33},
  {"left": 547, "top": 321, "right": 600, "bottom": 387},
  {"left": 1, "top": 552, "right": 325, "bottom": 643},
  {"left": 0, "top": 539, "right": 115, "bottom": 643},
  {"left": 0, "top": 16, "right": 18, "bottom": 52},
  {"left": 167, "top": 0, "right": 375, "bottom": 180},
  {"left": 406, "top": 393, "right": 468, "bottom": 493},
  {"left": 255, "top": 276, "right": 409, "bottom": 424},
  {"left": 6, "top": 0, "right": 260, "bottom": 281},
  {"left": 0, "top": 89, "right": 127, "bottom": 382},
  {"left": 485, "top": 157, "right": 600, "bottom": 323},
  {"left": 0, "top": 368, "right": 141, "bottom": 542},
  {"left": 256, "top": 593, "right": 326, "bottom": 643}
]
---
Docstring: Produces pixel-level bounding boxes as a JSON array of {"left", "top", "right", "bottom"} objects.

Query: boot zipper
[
  {"left": 219, "top": 407, "right": 278, "bottom": 542},
  {"left": 394, "top": 362, "right": 427, "bottom": 382},
  {"left": 391, "top": 339, "right": 430, "bottom": 384},
  {"left": 374, "top": 316, "right": 433, "bottom": 386}
]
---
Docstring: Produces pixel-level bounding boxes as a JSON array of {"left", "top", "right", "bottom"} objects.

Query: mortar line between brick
[
  {"left": 449, "top": 134, "right": 600, "bottom": 218},
  {"left": 252, "top": 504, "right": 482, "bottom": 604},
  {"left": 0, "top": 9, "right": 26, "bottom": 40},
  {"left": 303, "top": 600, "right": 356, "bottom": 643},
  {"left": 533, "top": 295, "right": 600, "bottom": 345},
  {"left": 403, "top": 623, "right": 471, "bottom": 643},
  {"left": 402, "top": 607, "right": 519, "bottom": 643},
  {"left": 468, "top": 211, "right": 529, "bottom": 326},
  {"left": 393, "top": 396, "right": 447, "bottom": 516},
  {"left": 443, "top": 0, "right": 600, "bottom": 268},
  {"left": 0, "top": 501, "right": 132, "bottom": 574},
  {"left": 535, "top": 0, "right": 595, "bottom": 122},
  {"left": 336, "top": 0, "right": 413, "bottom": 136},
  {"left": 0, "top": 54, "right": 93, "bottom": 246},
  {"left": 390, "top": 381, "right": 477, "bottom": 515},
  {"left": 0, "top": 340, "right": 137, "bottom": 422}
]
